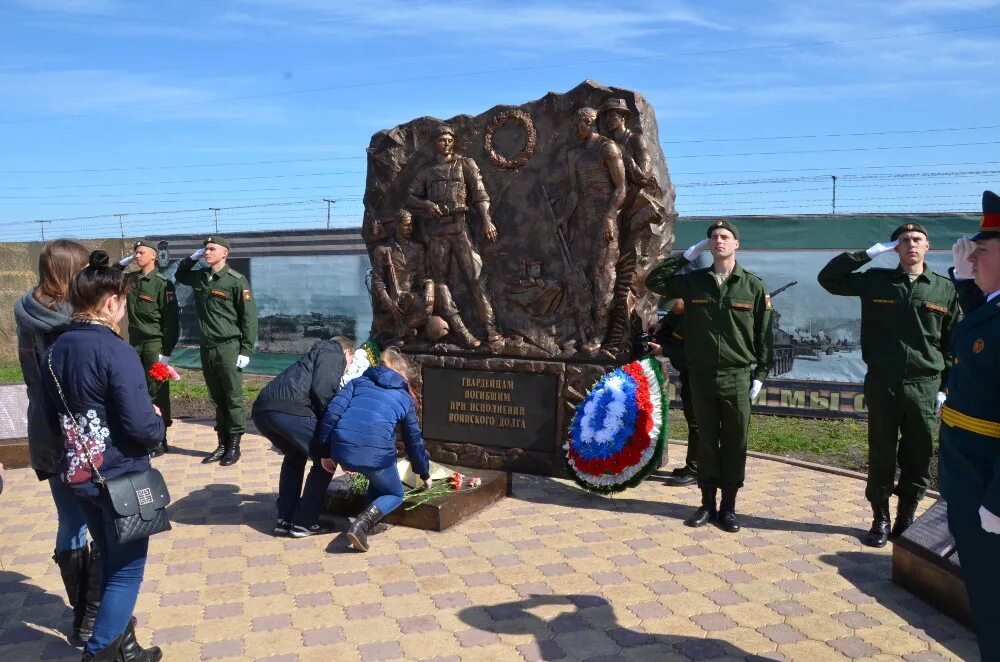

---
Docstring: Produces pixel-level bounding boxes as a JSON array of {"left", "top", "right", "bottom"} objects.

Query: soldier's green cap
[
  {"left": 204, "top": 235, "right": 231, "bottom": 249},
  {"left": 132, "top": 239, "right": 157, "bottom": 251},
  {"left": 707, "top": 219, "right": 739, "bottom": 241},
  {"left": 890, "top": 222, "right": 927, "bottom": 241}
]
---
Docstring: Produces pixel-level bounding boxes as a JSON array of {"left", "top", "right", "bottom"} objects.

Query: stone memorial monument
[{"left": 363, "top": 80, "right": 676, "bottom": 475}]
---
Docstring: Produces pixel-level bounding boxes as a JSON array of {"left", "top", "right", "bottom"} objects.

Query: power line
[
  {"left": 0, "top": 170, "right": 366, "bottom": 191},
  {"left": 672, "top": 160, "right": 1000, "bottom": 177},
  {"left": 667, "top": 140, "right": 1000, "bottom": 159},
  {"left": 0, "top": 156, "right": 366, "bottom": 175},
  {"left": 2, "top": 23, "right": 998, "bottom": 125},
  {"left": 0, "top": 183, "right": 365, "bottom": 200},
  {"left": 661, "top": 124, "right": 1000, "bottom": 145}
]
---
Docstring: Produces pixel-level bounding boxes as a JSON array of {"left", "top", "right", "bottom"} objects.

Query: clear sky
[{"left": 1, "top": 0, "right": 998, "bottom": 242}]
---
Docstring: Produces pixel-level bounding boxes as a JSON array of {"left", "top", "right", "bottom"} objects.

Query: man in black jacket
[{"left": 251, "top": 338, "right": 353, "bottom": 537}]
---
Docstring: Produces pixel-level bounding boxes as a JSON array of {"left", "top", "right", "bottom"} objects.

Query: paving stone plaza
[{"left": 0, "top": 420, "right": 979, "bottom": 661}]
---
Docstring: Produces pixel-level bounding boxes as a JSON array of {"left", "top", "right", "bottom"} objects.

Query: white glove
[
  {"left": 117, "top": 255, "right": 136, "bottom": 267},
  {"left": 980, "top": 505, "right": 1000, "bottom": 534},
  {"left": 935, "top": 391, "right": 947, "bottom": 415},
  {"left": 749, "top": 379, "right": 763, "bottom": 401},
  {"left": 865, "top": 239, "right": 899, "bottom": 259},
  {"left": 683, "top": 238, "right": 710, "bottom": 261},
  {"left": 190, "top": 248, "right": 206, "bottom": 260},
  {"left": 951, "top": 236, "right": 975, "bottom": 280},
  {"left": 236, "top": 354, "right": 250, "bottom": 370},
  {"left": 158, "top": 354, "right": 170, "bottom": 365}
]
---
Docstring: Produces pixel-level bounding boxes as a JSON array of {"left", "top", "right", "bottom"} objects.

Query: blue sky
[{"left": 1, "top": 0, "right": 998, "bottom": 241}]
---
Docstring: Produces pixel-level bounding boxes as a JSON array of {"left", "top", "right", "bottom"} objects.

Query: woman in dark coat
[
  {"left": 43, "top": 251, "right": 165, "bottom": 661},
  {"left": 14, "top": 239, "right": 99, "bottom": 645},
  {"left": 251, "top": 338, "right": 352, "bottom": 537},
  {"left": 316, "top": 348, "right": 431, "bottom": 551}
]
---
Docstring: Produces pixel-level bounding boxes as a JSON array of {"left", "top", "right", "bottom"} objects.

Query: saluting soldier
[
  {"left": 940, "top": 191, "right": 1000, "bottom": 661},
  {"left": 650, "top": 299, "right": 700, "bottom": 486},
  {"left": 818, "top": 222, "right": 959, "bottom": 547},
  {"left": 645, "top": 220, "right": 773, "bottom": 532},
  {"left": 175, "top": 236, "right": 258, "bottom": 466},
  {"left": 116, "top": 239, "right": 179, "bottom": 457}
]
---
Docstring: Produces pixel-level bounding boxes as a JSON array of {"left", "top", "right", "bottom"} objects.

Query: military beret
[
  {"left": 890, "top": 222, "right": 927, "bottom": 241},
  {"left": 973, "top": 190, "right": 1000, "bottom": 241},
  {"left": 706, "top": 219, "right": 739, "bottom": 241},
  {"left": 132, "top": 238, "right": 157, "bottom": 251},
  {"left": 204, "top": 235, "right": 231, "bottom": 250}
]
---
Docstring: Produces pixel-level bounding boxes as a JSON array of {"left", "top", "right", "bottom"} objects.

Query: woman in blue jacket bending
[
  {"left": 43, "top": 251, "right": 165, "bottom": 661},
  {"left": 315, "top": 348, "right": 431, "bottom": 551}
]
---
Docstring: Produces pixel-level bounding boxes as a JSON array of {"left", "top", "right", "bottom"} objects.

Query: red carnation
[{"left": 149, "top": 362, "right": 171, "bottom": 382}]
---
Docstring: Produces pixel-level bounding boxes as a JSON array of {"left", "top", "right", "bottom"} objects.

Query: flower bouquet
[
  {"left": 147, "top": 362, "right": 181, "bottom": 398},
  {"left": 403, "top": 470, "right": 483, "bottom": 510},
  {"left": 564, "top": 356, "right": 668, "bottom": 494}
]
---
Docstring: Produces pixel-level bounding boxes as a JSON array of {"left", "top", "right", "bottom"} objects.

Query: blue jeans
[
  {"left": 48, "top": 477, "right": 89, "bottom": 552},
  {"left": 363, "top": 465, "right": 405, "bottom": 516},
  {"left": 252, "top": 410, "right": 333, "bottom": 526},
  {"left": 77, "top": 498, "right": 148, "bottom": 654}
]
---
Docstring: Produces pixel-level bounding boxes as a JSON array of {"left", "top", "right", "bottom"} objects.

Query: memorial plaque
[{"left": 422, "top": 367, "right": 558, "bottom": 450}]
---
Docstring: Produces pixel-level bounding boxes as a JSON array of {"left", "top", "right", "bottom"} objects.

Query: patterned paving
[{"left": 0, "top": 420, "right": 979, "bottom": 661}]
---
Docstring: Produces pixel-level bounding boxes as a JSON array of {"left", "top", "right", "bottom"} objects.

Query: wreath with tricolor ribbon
[{"left": 564, "top": 356, "right": 668, "bottom": 494}]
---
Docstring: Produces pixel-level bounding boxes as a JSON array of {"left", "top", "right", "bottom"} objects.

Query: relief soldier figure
[
  {"left": 406, "top": 124, "right": 501, "bottom": 349},
  {"left": 559, "top": 107, "right": 627, "bottom": 354},
  {"left": 371, "top": 210, "right": 435, "bottom": 346}
]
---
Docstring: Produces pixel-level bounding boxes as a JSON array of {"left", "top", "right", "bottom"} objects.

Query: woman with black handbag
[{"left": 43, "top": 250, "right": 167, "bottom": 662}]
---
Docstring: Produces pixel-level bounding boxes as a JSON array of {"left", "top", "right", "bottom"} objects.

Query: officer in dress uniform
[
  {"left": 175, "top": 236, "right": 258, "bottom": 466},
  {"left": 940, "top": 190, "right": 1000, "bottom": 661},
  {"left": 818, "top": 223, "right": 960, "bottom": 547},
  {"left": 116, "top": 239, "right": 179, "bottom": 457},
  {"left": 645, "top": 220, "right": 773, "bottom": 532},
  {"left": 650, "top": 299, "right": 700, "bottom": 486}
]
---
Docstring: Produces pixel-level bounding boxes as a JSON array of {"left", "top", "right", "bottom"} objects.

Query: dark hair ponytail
[{"left": 69, "top": 250, "right": 131, "bottom": 313}]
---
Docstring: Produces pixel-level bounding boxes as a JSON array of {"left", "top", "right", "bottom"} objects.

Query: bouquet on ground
[
  {"left": 402, "top": 464, "right": 482, "bottom": 510},
  {"left": 147, "top": 362, "right": 181, "bottom": 398}
]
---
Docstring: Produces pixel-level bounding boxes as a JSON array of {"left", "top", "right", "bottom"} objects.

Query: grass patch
[{"left": 0, "top": 360, "right": 24, "bottom": 385}]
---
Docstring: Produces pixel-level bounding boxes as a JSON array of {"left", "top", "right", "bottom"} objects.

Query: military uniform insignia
[
  {"left": 922, "top": 302, "right": 948, "bottom": 314},
  {"left": 872, "top": 298, "right": 895, "bottom": 305},
  {"left": 730, "top": 300, "right": 753, "bottom": 311},
  {"left": 166, "top": 292, "right": 175, "bottom": 302},
  {"left": 210, "top": 289, "right": 229, "bottom": 299},
  {"left": 691, "top": 298, "right": 710, "bottom": 304},
  {"left": 765, "top": 294, "right": 773, "bottom": 310},
  {"left": 974, "top": 338, "right": 985, "bottom": 353},
  {"left": 138, "top": 294, "right": 154, "bottom": 302},
  {"left": 243, "top": 289, "right": 252, "bottom": 301}
]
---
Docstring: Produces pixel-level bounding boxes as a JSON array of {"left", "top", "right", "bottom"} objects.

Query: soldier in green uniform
[
  {"left": 116, "top": 239, "right": 179, "bottom": 457},
  {"left": 645, "top": 220, "right": 773, "bottom": 532},
  {"left": 650, "top": 298, "right": 700, "bottom": 486},
  {"left": 175, "top": 236, "right": 258, "bottom": 466},
  {"left": 940, "top": 191, "right": 1000, "bottom": 661},
  {"left": 818, "top": 222, "right": 959, "bottom": 547}
]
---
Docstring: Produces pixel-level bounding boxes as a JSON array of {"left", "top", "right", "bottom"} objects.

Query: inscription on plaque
[{"left": 422, "top": 368, "right": 558, "bottom": 450}]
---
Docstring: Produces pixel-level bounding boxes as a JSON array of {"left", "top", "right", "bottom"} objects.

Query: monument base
[
  {"left": 891, "top": 499, "right": 974, "bottom": 628},
  {"left": 322, "top": 467, "right": 509, "bottom": 532},
  {"left": 0, "top": 438, "right": 30, "bottom": 469}
]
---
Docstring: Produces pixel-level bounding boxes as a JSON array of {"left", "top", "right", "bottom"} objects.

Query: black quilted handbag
[{"left": 48, "top": 352, "right": 172, "bottom": 543}]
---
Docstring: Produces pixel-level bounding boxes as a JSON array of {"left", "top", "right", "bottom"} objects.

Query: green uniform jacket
[
  {"left": 125, "top": 270, "right": 179, "bottom": 354},
  {"left": 653, "top": 310, "right": 687, "bottom": 372},
  {"left": 817, "top": 251, "right": 959, "bottom": 383},
  {"left": 175, "top": 258, "right": 258, "bottom": 355},
  {"left": 645, "top": 256, "right": 774, "bottom": 381}
]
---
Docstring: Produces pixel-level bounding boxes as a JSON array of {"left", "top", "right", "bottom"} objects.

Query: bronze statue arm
[{"left": 603, "top": 142, "right": 627, "bottom": 243}]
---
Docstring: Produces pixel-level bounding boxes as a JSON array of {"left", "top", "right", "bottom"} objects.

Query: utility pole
[
  {"left": 831, "top": 176, "right": 837, "bottom": 215},
  {"left": 210, "top": 208, "right": 221, "bottom": 233},
  {"left": 116, "top": 213, "right": 127, "bottom": 240},
  {"left": 323, "top": 199, "right": 336, "bottom": 229},
  {"left": 35, "top": 220, "right": 50, "bottom": 241}
]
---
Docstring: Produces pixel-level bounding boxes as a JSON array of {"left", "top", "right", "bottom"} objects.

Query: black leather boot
[
  {"left": 77, "top": 543, "right": 102, "bottom": 645},
  {"left": 53, "top": 547, "right": 87, "bottom": 645},
  {"left": 119, "top": 616, "right": 162, "bottom": 662},
  {"left": 81, "top": 629, "right": 124, "bottom": 662},
  {"left": 202, "top": 431, "right": 227, "bottom": 464},
  {"left": 220, "top": 434, "right": 242, "bottom": 466},
  {"left": 890, "top": 497, "right": 919, "bottom": 539},
  {"left": 718, "top": 488, "right": 741, "bottom": 533},
  {"left": 684, "top": 486, "right": 718, "bottom": 528},
  {"left": 347, "top": 504, "right": 385, "bottom": 552},
  {"left": 865, "top": 501, "right": 891, "bottom": 548}
]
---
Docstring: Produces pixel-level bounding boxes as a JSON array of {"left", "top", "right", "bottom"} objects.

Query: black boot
[
  {"left": 865, "top": 501, "right": 891, "bottom": 548},
  {"left": 665, "top": 467, "right": 697, "bottom": 487},
  {"left": 890, "top": 497, "right": 919, "bottom": 539},
  {"left": 53, "top": 547, "right": 87, "bottom": 645},
  {"left": 149, "top": 436, "right": 167, "bottom": 458},
  {"left": 81, "top": 629, "right": 124, "bottom": 662},
  {"left": 202, "top": 431, "right": 227, "bottom": 464},
  {"left": 119, "top": 616, "right": 162, "bottom": 662},
  {"left": 220, "top": 434, "right": 241, "bottom": 466},
  {"left": 684, "top": 486, "right": 718, "bottom": 528},
  {"left": 718, "top": 488, "right": 741, "bottom": 533},
  {"left": 347, "top": 504, "right": 385, "bottom": 552},
  {"left": 78, "top": 543, "right": 102, "bottom": 645}
]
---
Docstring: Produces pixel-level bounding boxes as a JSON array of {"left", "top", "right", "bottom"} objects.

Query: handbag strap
[{"left": 46, "top": 351, "right": 106, "bottom": 485}]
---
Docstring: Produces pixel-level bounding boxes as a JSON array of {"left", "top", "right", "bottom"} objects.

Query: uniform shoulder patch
[
  {"left": 227, "top": 268, "right": 244, "bottom": 279},
  {"left": 154, "top": 272, "right": 169, "bottom": 282}
]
